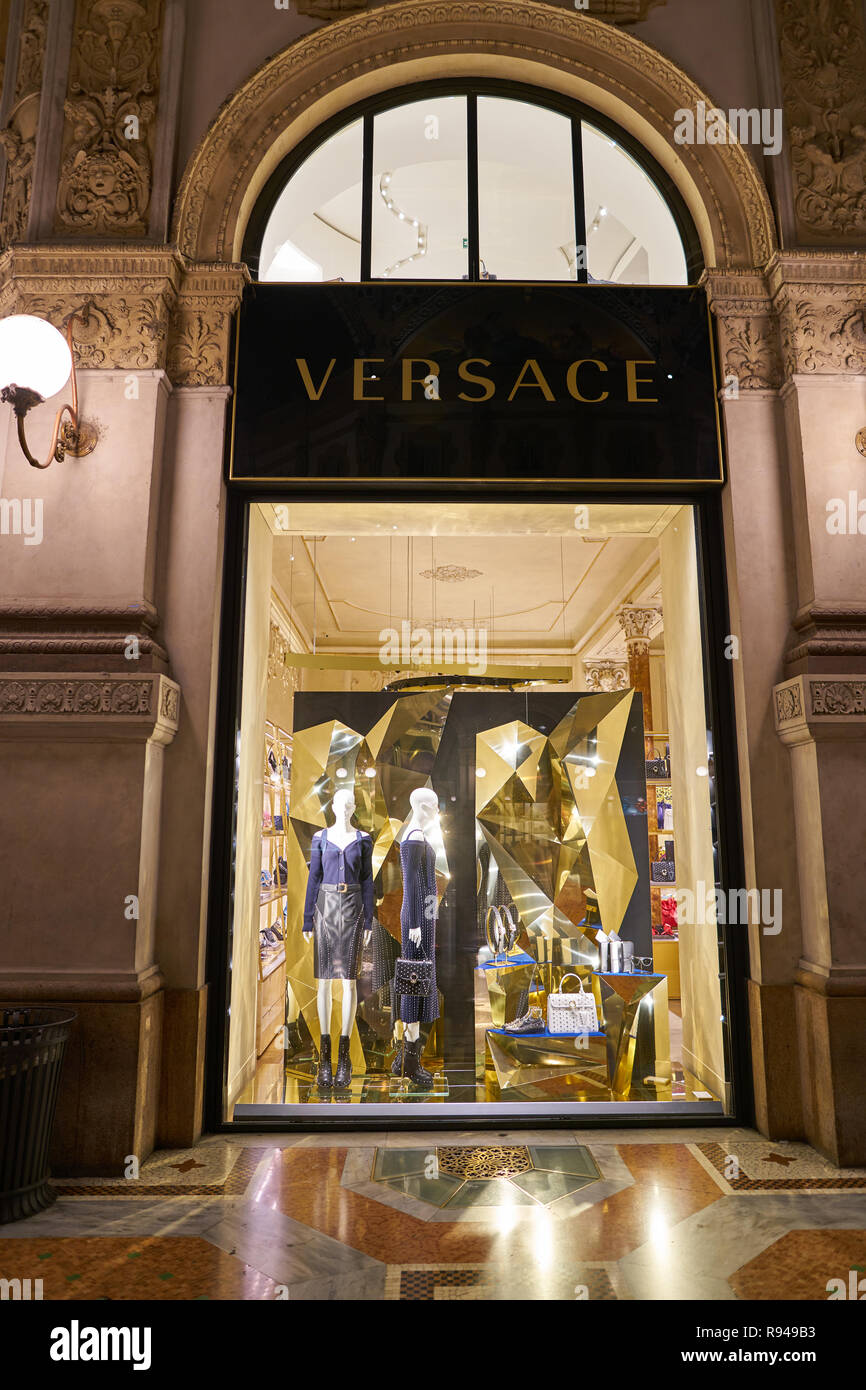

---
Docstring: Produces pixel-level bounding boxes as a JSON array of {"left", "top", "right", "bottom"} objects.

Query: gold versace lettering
[
  {"left": 566, "top": 359, "right": 609, "bottom": 403},
  {"left": 353, "top": 359, "right": 385, "bottom": 401},
  {"left": 296, "top": 358, "right": 336, "bottom": 400},
  {"left": 457, "top": 359, "right": 495, "bottom": 402},
  {"left": 507, "top": 359, "right": 555, "bottom": 402},
  {"left": 626, "top": 360, "right": 658, "bottom": 403}
]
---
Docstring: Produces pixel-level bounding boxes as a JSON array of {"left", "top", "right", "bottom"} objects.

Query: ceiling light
[
  {"left": 336, "top": 768, "right": 348, "bottom": 779},
  {"left": 364, "top": 767, "right": 376, "bottom": 779}
]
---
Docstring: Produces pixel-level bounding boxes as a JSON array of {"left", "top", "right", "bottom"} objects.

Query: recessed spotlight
[
  {"left": 696, "top": 766, "right": 708, "bottom": 777},
  {"left": 364, "top": 767, "right": 376, "bottom": 779},
  {"left": 336, "top": 768, "right": 348, "bottom": 779},
  {"left": 476, "top": 768, "right": 487, "bottom": 778}
]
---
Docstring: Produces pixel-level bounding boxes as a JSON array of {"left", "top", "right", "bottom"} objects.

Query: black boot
[
  {"left": 390, "top": 1040, "right": 404, "bottom": 1075},
  {"left": 316, "top": 1035, "right": 333, "bottom": 1090},
  {"left": 284, "top": 1020, "right": 304, "bottom": 1060},
  {"left": 403, "top": 1038, "right": 434, "bottom": 1090},
  {"left": 334, "top": 1034, "right": 352, "bottom": 1089}
]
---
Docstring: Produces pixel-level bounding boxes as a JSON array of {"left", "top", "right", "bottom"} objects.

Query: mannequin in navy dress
[{"left": 394, "top": 787, "right": 440, "bottom": 1087}]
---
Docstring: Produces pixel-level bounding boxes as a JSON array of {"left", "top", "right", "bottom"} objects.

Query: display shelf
[{"left": 257, "top": 723, "right": 290, "bottom": 1057}]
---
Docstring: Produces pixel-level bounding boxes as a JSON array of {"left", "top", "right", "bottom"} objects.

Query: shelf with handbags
[
  {"left": 475, "top": 931, "right": 672, "bottom": 1101},
  {"left": 257, "top": 723, "right": 291, "bottom": 1056}
]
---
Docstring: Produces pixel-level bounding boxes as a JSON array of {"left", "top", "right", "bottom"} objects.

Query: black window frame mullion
[
  {"left": 572, "top": 118, "right": 588, "bottom": 285},
  {"left": 466, "top": 93, "right": 480, "bottom": 282},
  {"left": 361, "top": 111, "right": 374, "bottom": 281}
]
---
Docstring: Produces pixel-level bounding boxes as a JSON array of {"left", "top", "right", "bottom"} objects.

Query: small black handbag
[{"left": 395, "top": 954, "right": 433, "bottom": 998}]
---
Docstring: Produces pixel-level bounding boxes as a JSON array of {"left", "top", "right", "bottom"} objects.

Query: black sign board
[{"left": 229, "top": 283, "right": 723, "bottom": 486}]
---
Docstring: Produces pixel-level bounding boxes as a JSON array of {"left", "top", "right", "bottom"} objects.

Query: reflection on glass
[
  {"left": 260, "top": 119, "right": 363, "bottom": 282},
  {"left": 372, "top": 97, "right": 468, "bottom": 279},
  {"left": 478, "top": 97, "right": 576, "bottom": 280},
  {"left": 582, "top": 123, "right": 687, "bottom": 285}
]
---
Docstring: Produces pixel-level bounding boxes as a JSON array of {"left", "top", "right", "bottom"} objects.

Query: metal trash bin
[{"left": 0, "top": 1007, "right": 76, "bottom": 1224}]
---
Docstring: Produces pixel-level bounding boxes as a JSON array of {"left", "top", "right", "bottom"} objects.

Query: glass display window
[{"left": 221, "top": 501, "right": 732, "bottom": 1121}]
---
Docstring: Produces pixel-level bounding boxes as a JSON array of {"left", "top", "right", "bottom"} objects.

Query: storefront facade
[{"left": 1, "top": 1, "right": 864, "bottom": 1165}]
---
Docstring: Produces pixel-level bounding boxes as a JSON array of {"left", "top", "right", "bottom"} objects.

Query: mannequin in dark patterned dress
[{"left": 393, "top": 787, "right": 440, "bottom": 1087}]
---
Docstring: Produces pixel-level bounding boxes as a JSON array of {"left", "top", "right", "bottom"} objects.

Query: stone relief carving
[
  {"left": 55, "top": 0, "right": 164, "bottom": 236},
  {"left": 0, "top": 677, "right": 154, "bottom": 715},
  {"left": 810, "top": 681, "right": 866, "bottom": 717},
  {"left": 775, "top": 683, "right": 803, "bottom": 723},
  {"left": 268, "top": 620, "right": 300, "bottom": 694},
  {"left": 0, "top": 0, "right": 48, "bottom": 247},
  {"left": 775, "top": 0, "right": 866, "bottom": 242}
]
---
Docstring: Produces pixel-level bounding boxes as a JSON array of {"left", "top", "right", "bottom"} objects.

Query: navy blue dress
[{"left": 398, "top": 830, "right": 439, "bottom": 1024}]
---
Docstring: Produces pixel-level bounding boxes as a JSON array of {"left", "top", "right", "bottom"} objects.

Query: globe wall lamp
[{"left": 0, "top": 311, "right": 98, "bottom": 469}]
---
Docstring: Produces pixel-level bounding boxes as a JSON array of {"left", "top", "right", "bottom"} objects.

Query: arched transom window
[{"left": 249, "top": 83, "right": 699, "bottom": 286}]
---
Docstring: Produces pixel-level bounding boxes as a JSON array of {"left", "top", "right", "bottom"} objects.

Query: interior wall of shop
[{"left": 2, "top": 0, "right": 865, "bottom": 1168}]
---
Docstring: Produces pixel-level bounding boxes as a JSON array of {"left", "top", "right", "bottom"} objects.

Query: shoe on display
[
  {"left": 390, "top": 1040, "right": 404, "bottom": 1075},
  {"left": 334, "top": 1034, "right": 352, "bottom": 1089},
  {"left": 316, "top": 1035, "right": 333, "bottom": 1089},
  {"left": 402, "top": 1037, "right": 434, "bottom": 1090},
  {"left": 504, "top": 1005, "right": 545, "bottom": 1035}
]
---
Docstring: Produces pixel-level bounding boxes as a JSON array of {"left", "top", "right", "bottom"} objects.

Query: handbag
[
  {"left": 547, "top": 973, "right": 599, "bottom": 1035},
  {"left": 651, "top": 859, "right": 675, "bottom": 883},
  {"left": 395, "top": 953, "right": 433, "bottom": 998}
]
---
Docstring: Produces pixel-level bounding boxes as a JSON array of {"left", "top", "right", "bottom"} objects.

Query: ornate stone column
[
  {"left": 767, "top": 249, "right": 866, "bottom": 1164},
  {"left": 616, "top": 606, "right": 660, "bottom": 731}
]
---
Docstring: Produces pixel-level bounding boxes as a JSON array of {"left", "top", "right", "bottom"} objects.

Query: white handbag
[{"left": 547, "top": 973, "right": 599, "bottom": 1035}]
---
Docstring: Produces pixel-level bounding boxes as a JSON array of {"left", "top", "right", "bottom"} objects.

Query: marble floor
[{"left": 2, "top": 1128, "right": 865, "bottom": 1300}]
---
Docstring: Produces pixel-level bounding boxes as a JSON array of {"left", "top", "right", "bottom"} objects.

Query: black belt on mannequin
[{"left": 322, "top": 882, "right": 350, "bottom": 893}]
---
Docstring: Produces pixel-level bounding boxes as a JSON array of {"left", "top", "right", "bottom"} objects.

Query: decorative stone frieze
[
  {"left": 774, "top": 0, "right": 866, "bottom": 245},
  {"left": 774, "top": 674, "right": 866, "bottom": 745},
  {"left": 0, "top": 245, "right": 247, "bottom": 383},
  {"left": 297, "top": 0, "right": 665, "bottom": 18},
  {"left": 768, "top": 253, "right": 866, "bottom": 378},
  {"left": 0, "top": 671, "right": 180, "bottom": 743},
  {"left": 54, "top": 0, "right": 166, "bottom": 238},
  {"left": 0, "top": 0, "right": 48, "bottom": 246}
]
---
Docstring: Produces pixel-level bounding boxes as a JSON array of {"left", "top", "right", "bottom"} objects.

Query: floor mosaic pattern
[{"left": 1, "top": 1129, "right": 864, "bottom": 1301}]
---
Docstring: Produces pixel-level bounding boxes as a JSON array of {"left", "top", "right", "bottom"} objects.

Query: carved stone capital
[
  {"left": 767, "top": 252, "right": 866, "bottom": 377},
  {"left": 617, "top": 606, "right": 661, "bottom": 644},
  {"left": 703, "top": 269, "right": 783, "bottom": 392},
  {"left": 0, "top": 672, "right": 180, "bottom": 743},
  {"left": 166, "top": 263, "right": 249, "bottom": 387},
  {"left": 583, "top": 660, "right": 629, "bottom": 692},
  {"left": 774, "top": 674, "right": 866, "bottom": 746}
]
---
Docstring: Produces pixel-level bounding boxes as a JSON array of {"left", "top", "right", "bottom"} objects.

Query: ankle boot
[
  {"left": 316, "top": 1034, "right": 333, "bottom": 1089},
  {"left": 334, "top": 1034, "right": 352, "bottom": 1089},
  {"left": 390, "top": 1040, "right": 404, "bottom": 1075},
  {"left": 403, "top": 1038, "right": 433, "bottom": 1089}
]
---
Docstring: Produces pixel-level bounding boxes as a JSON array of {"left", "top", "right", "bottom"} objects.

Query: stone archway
[{"left": 172, "top": 0, "right": 776, "bottom": 272}]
